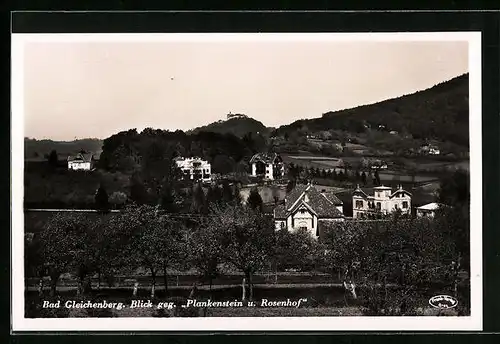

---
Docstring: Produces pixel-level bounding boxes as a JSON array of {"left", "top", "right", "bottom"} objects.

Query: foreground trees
[
  {"left": 186, "top": 218, "right": 225, "bottom": 293},
  {"left": 30, "top": 167, "right": 470, "bottom": 315},
  {"left": 318, "top": 213, "right": 468, "bottom": 315},
  {"left": 209, "top": 205, "right": 275, "bottom": 301}
]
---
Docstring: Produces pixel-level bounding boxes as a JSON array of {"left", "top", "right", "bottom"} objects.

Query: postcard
[{"left": 11, "top": 31, "right": 482, "bottom": 331}]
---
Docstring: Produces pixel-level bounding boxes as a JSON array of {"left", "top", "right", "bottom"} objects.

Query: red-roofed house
[
  {"left": 273, "top": 182, "right": 344, "bottom": 237},
  {"left": 352, "top": 184, "right": 412, "bottom": 219}
]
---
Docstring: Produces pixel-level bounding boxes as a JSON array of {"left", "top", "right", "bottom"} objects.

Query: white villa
[
  {"left": 249, "top": 153, "right": 285, "bottom": 180},
  {"left": 352, "top": 184, "right": 412, "bottom": 219},
  {"left": 175, "top": 157, "right": 211, "bottom": 183},
  {"left": 416, "top": 202, "right": 442, "bottom": 218},
  {"left": 67, "top": 152, "right": 94, "bottom": 171},
  {"left": 273, "top": 183, "right": 344, "bottom": 237}
]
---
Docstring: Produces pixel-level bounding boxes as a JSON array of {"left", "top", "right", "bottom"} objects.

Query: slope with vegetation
[
  {"left": 276, "top": 74, "right": 469, "bottom": 147},
  {"left": 25, "top": 138, "right": 103, "bottom": 161}
]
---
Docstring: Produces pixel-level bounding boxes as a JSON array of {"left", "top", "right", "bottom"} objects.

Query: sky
[{"left": 23, "top": 38, "right": 469, "bottom": 141}]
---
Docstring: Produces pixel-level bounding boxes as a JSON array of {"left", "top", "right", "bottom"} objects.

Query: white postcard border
[{"left": 11, "top": 31, "right": 482, "bottom": 332}]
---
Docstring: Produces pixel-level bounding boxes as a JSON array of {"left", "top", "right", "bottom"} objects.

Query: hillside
[
  {"left": 189, "top": 114, "right": 270, "bottom": 138},
  {"left": 276, "top": 74, "right": 469, "bottom": 147},
  {"left": 24, "top": 138, "right": 103, "bottom": 160}
]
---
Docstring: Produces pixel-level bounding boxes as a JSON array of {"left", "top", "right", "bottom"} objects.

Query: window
[
  {"left": 300, "top": 209, "right": 306, "bottom": 214},
  {"left": 355, "top": 200, "right": 363, "bottom": 209},
  {"left": 299, "top": 226, "right": 308, "bottom": 231},
  {"left": 402, "top": 201, "right": 408, "bottom": 209},
  {"left": 280, "top": 222, "right": 285, "bottom": 229},
  {"left": 394, "top": 203, "right": 399, "bottom": 209},
  {"left": 376, "top": 202, "right": 381, "bottom": 210}
]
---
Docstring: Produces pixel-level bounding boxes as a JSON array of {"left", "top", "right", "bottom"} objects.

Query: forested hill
[
  {"left": 276, "top": 73, "right": 469, "bottom": 147},
  {"left": 24, "top": 138, "right": 103, "bottom": 160},
  {"left": 189, "top": 115, "right": 270, "bottom": 138}
]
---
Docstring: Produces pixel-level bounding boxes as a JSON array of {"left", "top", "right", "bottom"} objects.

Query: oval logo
[{"left": 428, "top": 295, "right": 458, "bottom": 309}]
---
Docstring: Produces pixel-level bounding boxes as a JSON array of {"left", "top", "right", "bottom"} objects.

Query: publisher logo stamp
[{"left": 428, "top": 295, "right": 458, "bottom": 309}]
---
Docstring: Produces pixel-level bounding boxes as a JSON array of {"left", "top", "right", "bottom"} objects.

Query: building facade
[
  {"left": 352, "top": 184, "right": 412, "bottom": 219},
  {"left": 273, "top": 183, "right": 344, "bottom": 237},
  {"left": 249, "top": 153, "right": 285, "bottom": 180},
  {"left": 175, "top": 157, "right": 211, "bottom": 183},
  {"left": 67, "top": 153, "right": 94, "bottom": 171}
]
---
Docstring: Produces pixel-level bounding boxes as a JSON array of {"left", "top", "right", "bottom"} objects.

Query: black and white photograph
[{"left": 11, "top": 32, "right": 482, "bottom": 331}]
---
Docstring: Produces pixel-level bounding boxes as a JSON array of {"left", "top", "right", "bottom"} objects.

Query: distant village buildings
[
  {"left": 273, "top": 183, "right": 344, "bottom": 237},
  {"left": 352, "top": 184, "right": 412, "bottom": 219},
  {"left": 67, "top": 152, "right": 94, "bottom": 171},
  {"left": 250, "top": 153, "right": 285, "bottom": 180},
  {"left": 175, "top": 157, "right": 212, "bottom": 183}
]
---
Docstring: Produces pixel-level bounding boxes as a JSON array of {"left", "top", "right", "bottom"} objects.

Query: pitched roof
[
  {"left": 353, "top": 184, "right": 412, "bottom": 198},
  {"left": 389, "top": 189, "right": 412, "bottom": 198},
  {"left": 281, "top": 183, "right": 344, "bottom": 219},
  {"left": 67, "top": 153, "right": 93, "bottom": 162},
  {"left": 373, "top": 185, "right": 392, "bottom": 190},
  {"left": 416, "top": 202, "right": 441, "bottom": 211},
  {"left": 285, "top": 184, "right": 309, "bottom": 210},
  {"left": 250, "top": 152, "right": 280, "bottom": 164},
  {"left": 322, "top": 192, "right": 343, "bottom": 206},
  {"left": 352, "top": 185, "right": 369, "bottom": 198}
]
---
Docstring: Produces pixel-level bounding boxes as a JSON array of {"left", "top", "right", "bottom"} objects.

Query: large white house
[
  {"left": 175, "top": 157, "right": 211, "bottom": 183},
  {"left": 249, "top": 153, "right": 285, "bottom": 180},
  {"left": 67, "top": 152, "right": 94, "bottom": 171},
  {"left": 352, "top": 184, "right": 412, "bottom": 219},
  {"left": 273, "top": 183, "right": 344, "bottom": 237}
]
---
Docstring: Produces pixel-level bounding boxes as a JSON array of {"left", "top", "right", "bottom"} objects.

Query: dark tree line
[
  {"left": 98, "top": 128, "right": 261, "bottom": 174},
  {"left": 286, "top": 163, "right": 381, "bottom": 186}
]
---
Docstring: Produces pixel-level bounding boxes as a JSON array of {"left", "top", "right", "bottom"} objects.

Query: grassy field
[{"left": 280, "top": 153, "right": 460, "bottom": 188}]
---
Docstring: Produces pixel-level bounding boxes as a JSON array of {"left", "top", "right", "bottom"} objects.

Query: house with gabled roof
[
  {"left": 416, "top": 202, "right": 444, "bottom": 218},
  {"left": 67, "top": 152, "right": 94, "bottom": 171},
  {"left": 273, "top": 182, "right": 344, "bottom": 237},
  {"left": 352, "top": 184, "right": 412, "bottom": 219},
  {"left": 249, "top": 152, "right": 285, "bottom": 180}
]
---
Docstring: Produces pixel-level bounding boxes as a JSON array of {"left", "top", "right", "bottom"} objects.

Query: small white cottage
[{"left": 67, "top": 152, "right": 94, "bottom": 171}]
